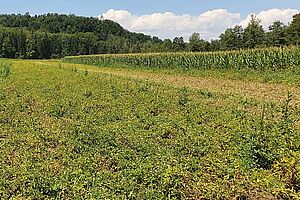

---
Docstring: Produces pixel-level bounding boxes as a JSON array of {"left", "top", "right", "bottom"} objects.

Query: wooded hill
[
  {"left": 0, "top": 13, "right": 160, "bottom": 59},
  {"left": 0, "top": 13, "right": 299, "bottom": 59}
]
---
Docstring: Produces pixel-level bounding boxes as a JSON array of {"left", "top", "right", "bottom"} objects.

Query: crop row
[{"left": 63, "top": 47, "right": 300, "bottom": 70}]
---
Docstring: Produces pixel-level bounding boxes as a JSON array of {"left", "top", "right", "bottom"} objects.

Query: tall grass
[
  {"left": 0, "top": 61, "right": 11, "bottom": 80},
  {"left": 63, "top": 47, "right": 300, "bottom": 71}
]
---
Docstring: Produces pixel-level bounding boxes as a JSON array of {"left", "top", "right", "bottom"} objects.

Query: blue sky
[
  {"left": 0, "top": 0, "right": 299, "bottom": 40},
  {"left": 0, "top": 0, "right": 299, "bottom": 18}
]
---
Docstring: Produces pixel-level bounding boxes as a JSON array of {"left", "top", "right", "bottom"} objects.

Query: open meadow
[{"left": 1, "top": 49, "right": 300, "bottom": 199}]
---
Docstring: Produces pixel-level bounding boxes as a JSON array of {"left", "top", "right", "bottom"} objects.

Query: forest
[{"left": 0, "top": 13, "right": 299, "bottom": 59}]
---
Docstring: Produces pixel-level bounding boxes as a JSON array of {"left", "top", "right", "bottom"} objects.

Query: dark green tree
[
  {"left": 243, "top": 15, "right": 265, "bottom": 48},
  {"left": 210, "top": 39, "right": 221, "bottom": 51},
  {"left": 172, "top": 37, "right": 186, "bottom": 51},
  {"left": 266, "top": 21, "right": 287, "bottom": 46},
  {"left": 286, "top": 13, "right": 300, "bottom": 45},
  {"left": 162, "top": 39, "right": 173, "bottom": 52},
  {"left": 219, "top": 25, "right": 244, "bottom": 50},
  {"left": 188, "top": 33, "right": 210, "bottom": 52},
  {"left": 188, "top": 33, "right": 201, "bottom": 52}
]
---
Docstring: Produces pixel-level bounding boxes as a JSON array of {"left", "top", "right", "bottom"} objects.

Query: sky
[{"left": 0, "top": 0, "right": 299, "bottom": 40}]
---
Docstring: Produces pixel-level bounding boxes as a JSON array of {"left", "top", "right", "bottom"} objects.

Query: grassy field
[{"left": 1, "top": 59, "right": 300, "bottom": 199}]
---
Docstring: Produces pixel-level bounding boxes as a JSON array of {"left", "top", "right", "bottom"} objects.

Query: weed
[
  {"left": 1, "top": 59, "right": 300, "bottom": 199},
  {"left": 178, "top": 87, "right": 188, "bottom": 106}
]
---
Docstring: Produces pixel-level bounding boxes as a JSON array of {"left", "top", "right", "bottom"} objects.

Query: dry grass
[{"left": 29, "top": 60, "right": 300, "bottom": 105}]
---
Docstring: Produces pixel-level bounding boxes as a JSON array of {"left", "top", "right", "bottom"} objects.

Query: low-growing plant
[
  {"left": 178, "top": 87, "right": 189, "bottom": 106},
  {"left": 1, "top": 59, "right": 300, "bottom": 199},
  {"left": 84, "top": 69, "right": 89, "bottom": 76},
  {"left": 0, "top": 61, "right": 11, "bottom": 80}
]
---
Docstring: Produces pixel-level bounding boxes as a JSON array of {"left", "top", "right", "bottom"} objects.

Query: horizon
[{"left": 1, "top": 0, "right": 299, "bottom": 40}]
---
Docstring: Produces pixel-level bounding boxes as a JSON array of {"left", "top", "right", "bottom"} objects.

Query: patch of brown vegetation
[{"left": 28, "top": 61, "right": 300, "bottom": 105}]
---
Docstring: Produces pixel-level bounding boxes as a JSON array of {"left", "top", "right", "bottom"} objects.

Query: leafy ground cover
[{"left": 0, "top": 60, "right": 300, "bottom": 199}]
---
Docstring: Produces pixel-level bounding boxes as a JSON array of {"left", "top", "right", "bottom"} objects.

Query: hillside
[
  {"left": 0, "top": 13, "right": 159, "bottom": 58},
  {"left": 0, "top": 13, "right": 153, "bottom": 42}
]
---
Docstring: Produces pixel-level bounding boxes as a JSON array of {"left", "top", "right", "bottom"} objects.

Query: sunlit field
[{"left": 0, "top": 58, "right": 299, "bottom": 199}]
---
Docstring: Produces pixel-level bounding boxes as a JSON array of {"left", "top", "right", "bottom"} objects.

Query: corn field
[{"left": 63, "top": 47, "right": 300, "bottom": 70}]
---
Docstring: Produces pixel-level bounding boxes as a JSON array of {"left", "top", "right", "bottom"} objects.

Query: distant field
[{"left": 0, "top": 59, "right": 300, "bottom": 199}]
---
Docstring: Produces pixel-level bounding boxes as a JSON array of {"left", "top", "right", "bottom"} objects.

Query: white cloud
[
  {"left": 240, "top": 8, "right": 299, "bottom": 29},
  {"left": 100, "top": 8, "right": 299, "bottom": 41}
]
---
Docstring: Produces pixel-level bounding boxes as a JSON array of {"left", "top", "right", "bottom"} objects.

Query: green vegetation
[
  {"left": 0, "top": 59, "right": 300, "bottom": 199},
  {"left": 1, "top": 12, "right": 300, "bottom": 199},
  {"left": 64, "top": 46, "right": 300, "bottom": 71},
  {"left": 0, "top": 61, "right": 11, "bottom": 80},
  {"left": 0, "top": 13, "right": 300, "bottom": 59},
  {"left": 0, "top": 8, "right": 299, "bottom": 200},
  {"left": 0, "top": 60, "right": 11, "bottom": 100},
  {"left": 0, "top": 13, "right": 157, "bottom": 58}
]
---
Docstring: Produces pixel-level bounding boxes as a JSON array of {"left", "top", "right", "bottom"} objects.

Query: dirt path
[{"left": 34, "top": 60, "right": 300, "bottom": 105}]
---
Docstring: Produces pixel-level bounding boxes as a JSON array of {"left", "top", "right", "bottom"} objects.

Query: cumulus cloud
[
  {"left": 100, "top": 8, "right": 299, "bottom": 41},
  {"left": 240, "top": 8, "right": 299, "bottom": 29},
  {"left": 102, "top": 9, "right": 240, "bottom": 40}
]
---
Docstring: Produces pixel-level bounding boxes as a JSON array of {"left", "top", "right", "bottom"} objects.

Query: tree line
[
  {"left": 0, "top": 13, "right": 299, "bottom": 59},
  {"left": 147, "top": 14, "right": 300, "bottom": 53},
  {"left": 0, "top": 13, "right": 159, "bottom": 58},
  {"left": 0, "top": 27, "right": 154, "bottom": 58}
]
